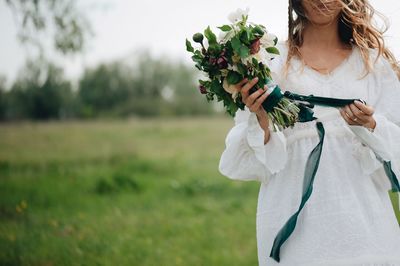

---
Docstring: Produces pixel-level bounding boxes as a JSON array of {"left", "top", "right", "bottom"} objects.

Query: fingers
[
  {"left": 241, "top": 77, "right": 259, "bottom": 101},
  {"left": 238, "top": 77, "right": 272, "bottom": 113},
  {"left": 247, "top": 88, "right": 266, "bottom": 106},
  {"left": 237, "top": 78, "right": 249, "bottom": 87},
  {"left": 340, "top": 101, "right": 375, "bottom": 126},
  {"left": 251, "top": 89, "right": 270, "bottom": 111},
  {"left": 348, "top": 104, "right": 369, "bottom": 123},
  {"left": 354, "top": 100, "right": 374, "bottom": 115},
  {"left": 340, "top": 108, "right": 357, "bottom": 125}
]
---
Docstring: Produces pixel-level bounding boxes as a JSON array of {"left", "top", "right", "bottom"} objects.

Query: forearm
[{"left": 256, "top": 111, "right": 271, "bottom": 145}]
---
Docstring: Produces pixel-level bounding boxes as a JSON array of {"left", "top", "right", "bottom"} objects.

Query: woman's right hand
[{"left": 237, "top": 77, "right": 270, "bottom": 116}]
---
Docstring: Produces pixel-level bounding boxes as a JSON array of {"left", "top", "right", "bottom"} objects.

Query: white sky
[{"left": 0, "top": 0, "right": 399, "bottom": 86}]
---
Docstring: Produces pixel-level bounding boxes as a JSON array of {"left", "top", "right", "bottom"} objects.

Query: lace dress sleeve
[
  {"left": 348, "top": 55, "right": 400, "bottom": 177},
  {"left": 218, "top": 107, "right": 288, "bottom": 183}
]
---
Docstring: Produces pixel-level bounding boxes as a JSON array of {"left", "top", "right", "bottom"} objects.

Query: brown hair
[{"left": 286, "top": 0, "right": 400, "bottom": 79}]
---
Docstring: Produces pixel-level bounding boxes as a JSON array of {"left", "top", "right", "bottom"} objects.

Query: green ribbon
[
  {"left": 383, "top": 161, "right": 400, "bottom": 193},
  {"left": 270, "top": 121, "right": 325, "bottom": 262},
  {"left": 383, "top": 161, "right": 400, "bottom": 225},
  {"left": 268, "top": 92, "right": 400, "bottom": 263}
]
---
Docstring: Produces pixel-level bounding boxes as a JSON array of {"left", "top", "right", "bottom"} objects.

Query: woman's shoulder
[{"left": 355, "top": 46, "right": 394, "bottom": 73}]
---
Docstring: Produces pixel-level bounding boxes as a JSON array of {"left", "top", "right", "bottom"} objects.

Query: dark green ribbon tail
[
  {"left": 383, "top": 161, "right": 400, "bottom": 225},
  {"left": 270, "top": 122, "right": 325, "bottom": 262},
  {"left": 383, "top": 161, "right": 400, "bottom": 193}
]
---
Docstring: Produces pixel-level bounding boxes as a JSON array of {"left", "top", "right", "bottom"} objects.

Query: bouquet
[{"left": 186, "top": 8, "right": 304, "bottom": 131}]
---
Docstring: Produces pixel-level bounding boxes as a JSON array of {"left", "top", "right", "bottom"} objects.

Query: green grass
[{"left": 0, "top": 117, "right": 260, "bottom": 266}]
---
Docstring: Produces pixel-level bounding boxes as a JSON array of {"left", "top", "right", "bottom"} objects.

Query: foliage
[
  {"left": 0, "top": 49, "right": 220, "bottom": 121},
  {"left": 78, "top": 62, "right": 133, "bottom": 117},
  {"left": 3, "top": 58, "right": 75, "bottom": 120},
  {"left": 4, "top": 0, "right": 91, "bottom": 55},
  {"left": 0, "top": 76, "right": 6, "bottom": 120},
  {"left": 77, "top": 53, "right": 215, "bottom": 118}
]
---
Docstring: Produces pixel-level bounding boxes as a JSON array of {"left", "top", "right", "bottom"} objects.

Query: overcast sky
[{"left": 0, "top": 0, "right": 399, "bottom": 85}]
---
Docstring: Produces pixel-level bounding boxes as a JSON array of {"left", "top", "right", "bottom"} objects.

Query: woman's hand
[
  {"left": 238, "top": 77, "right": 270, "bottom": 116},
  {"left": 236, "top": 77, "right": 271, "bottom": 144},
  {"left": 339, "top": 100, "right": 376, "bottom": 130}
]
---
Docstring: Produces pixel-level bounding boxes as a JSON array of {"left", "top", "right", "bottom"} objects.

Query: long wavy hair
[{"left": 286, "top": 0, "right": 400, "bottom": 79}]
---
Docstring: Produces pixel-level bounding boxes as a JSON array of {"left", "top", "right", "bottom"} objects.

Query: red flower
[
  {"left": 208, "top": 57, "right": 217, "bottom": 65},
  {"left": 217, "top": 56, "right": 228, "bottom": 69},
  {"left": 250, "top": 38, "right": 261, "bottom": 55},
  {"left": 199, "top": 85, "right": 207, "bottom": 94}
]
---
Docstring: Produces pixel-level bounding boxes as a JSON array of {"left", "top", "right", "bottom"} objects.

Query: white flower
[
  {"left": 218, "top": 30, "right": 235, "bottom": 43},
  {"left": 228, "top": 7, "right": 250, "bottom": 24},
  {"left": 220, "top": 69, "right": 229, "bottom": 77},
  {"left": 260, "top": 32, "right": 277, "bottom": 48},
  {"left": 227, "top": 64, "right": 239, "bottom": 72},
  {"left": 241, "top": 48, "right": 273, "bottom": 66},
  {"left": 222, "top": 79, "right": 239, "bottom": 100}
]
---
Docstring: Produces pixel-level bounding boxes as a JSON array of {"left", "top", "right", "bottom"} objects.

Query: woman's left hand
[{"left": 339, "top": 100, "right": 376, "bottom": 130}]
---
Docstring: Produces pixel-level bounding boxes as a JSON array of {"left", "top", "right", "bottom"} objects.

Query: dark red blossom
[
  {"left": 217, "top": 56, "right": 228, "bottom": 69},
  {"left": 199, "top": 85, "right": 207, "bottom": 94},
  {"left": 250, "top": 38, "right": 261, "bottom": 55},
  {"left": 208, "top": 57, "right": 217, "bottom": 65}
]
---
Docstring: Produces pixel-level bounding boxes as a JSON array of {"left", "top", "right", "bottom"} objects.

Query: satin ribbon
[
  {"left": 383, "top": 161, "right": 400, "bottom": 225},
  {"left": 268, "top": 90, "right": 400, "bottom": 263}
]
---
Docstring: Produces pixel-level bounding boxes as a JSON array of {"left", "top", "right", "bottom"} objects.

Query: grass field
[{"left": 0, "top": 117, "right": 261, "bottom": 266}]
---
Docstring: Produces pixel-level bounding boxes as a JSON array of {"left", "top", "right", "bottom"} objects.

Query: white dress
[{"left": 218, "top": 42, "right": 400, "bottom": 266}]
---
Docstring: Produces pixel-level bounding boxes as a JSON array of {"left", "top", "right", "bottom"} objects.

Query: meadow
[{"left": 0, "top": 117, "right": 261, "bottom": 266}]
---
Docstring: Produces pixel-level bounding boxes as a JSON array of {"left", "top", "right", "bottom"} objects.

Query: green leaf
[
  {"left": 239, "top": 46, "right": 250, "bottom": 58},
  {"left": 204, "top": 26, "right": 217, "bottom": 45},
  {"left": 237, "top": 63, "right": 248, "bottom": 75},
  {"left": 210, "top": 79, "right": 223, "bottom": 93},
  {"left": 208, "top": 43, "right": 222, "bottom": 56},
  {"left": 273, "top": 37, "right": 278, "bottom": 46},
  {"left": 266, "top": 47, "right": 280, "bottom": 55},
  {"left": 252, "top": 58, "right": 258, "bottom": 66},
  {"left": 252, "top": 26, "right": 264, "bottom": 35},
  {"left": 186, "top": 39, "right": 194, "bottom": 53},
  {"left": 218, "top": 25, "right": 232, "bottom": 32},
  {"left": 191, "top": 54, "right": 203, "bottom": 64},
  {"left": 231, "top": 36, "right": 241, "bottom": 54},
  {"left": 239, "top": 29, "right": 252, "bottom": 45},
  {"left": 227, "top": 71, "right": 242, "bottom": 85}
]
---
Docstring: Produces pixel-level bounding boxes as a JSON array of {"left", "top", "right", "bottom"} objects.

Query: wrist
[{"left": 256, "top": 110, "right": 269, "bottom": 130}]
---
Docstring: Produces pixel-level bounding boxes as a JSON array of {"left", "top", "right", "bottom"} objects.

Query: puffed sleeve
[
  {"left": 218, "top": 106, "right": 288, "bottom": 184},
  {"left": 348, "top": 55, "right": 400, "bottom": 176}
]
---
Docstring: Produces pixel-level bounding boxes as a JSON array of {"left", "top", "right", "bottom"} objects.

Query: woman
[{"left": 218, "top": 0, "right": 400, "bottom": 265}]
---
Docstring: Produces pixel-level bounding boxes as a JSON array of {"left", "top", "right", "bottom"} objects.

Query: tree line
[{"left": 0, "top": 53, "right": 220, "bottom": 121}]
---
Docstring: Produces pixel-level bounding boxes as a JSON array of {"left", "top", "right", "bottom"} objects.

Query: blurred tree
[
  {"left": 77, "top": 53, "right": 215, "bottom": 118},
  {"left": 6, "top": 58, "right": 75, "bottom": 120},
  {"left": 168, "top": 62, "right": 215, "bottom": 116},
  {"left": 78, "top": 63, "right": 132, "bottom": 117},
  {"left": 120, "top": 53, "right": 215, "bottom": 117},
  {"left": 0, "top": 76, "right": 7, "bottom": 120},
  {"left": 4, "top": 0, "right": 91, "bottom": 55}
]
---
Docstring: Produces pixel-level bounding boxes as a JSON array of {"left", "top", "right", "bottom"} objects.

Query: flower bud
[
  {"left": 199, "top": 85, "right": 207, "bottom": 94},
  {"left": 193, "top": 33, "right": 204, "bottom": 44}
]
